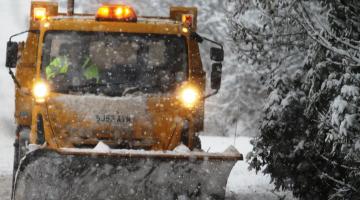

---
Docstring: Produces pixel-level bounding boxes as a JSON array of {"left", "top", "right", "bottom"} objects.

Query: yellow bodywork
[
  {"left": 11, "top": 4, "right": 243, "bottom": 200},
  {"left": 15, "top": 2, "right": 206, "bottom": 151}
]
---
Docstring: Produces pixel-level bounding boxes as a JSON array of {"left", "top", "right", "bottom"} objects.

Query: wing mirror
[
  {"left": 190, "top": 32, "right": 224, "bottom": 62},
  {"left": 210, "top": 47, "right": 224, "bottom": 62},
  {"left": 211, "top": 63, "right": 222, "bottom": 90},
  {"left": 190, "top": 32, "right": 224, "bottom": 95},
  {"left": 6, "top": 41, "right": 19, "bottom": 68}
]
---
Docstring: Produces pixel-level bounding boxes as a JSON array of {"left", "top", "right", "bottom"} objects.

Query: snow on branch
[{"left": 296, "top": 1, "right": 360, "bottom": 65}]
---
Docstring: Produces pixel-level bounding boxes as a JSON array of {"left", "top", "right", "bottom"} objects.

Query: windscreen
[{"left": 41, "top": 31, "right": 188, "bottom": 96}]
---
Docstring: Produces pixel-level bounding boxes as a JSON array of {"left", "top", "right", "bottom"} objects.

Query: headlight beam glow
[
  {"left": 180, "top": 87, "right": 200, "bottom": 108},
  {"left": 33, "top": 82, "right": 49, "bottom": 103}
]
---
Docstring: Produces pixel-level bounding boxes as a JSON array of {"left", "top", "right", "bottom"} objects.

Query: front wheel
[
  {"left": 181, "top": 130, "right": 202, "bottom": 150},
  {"left": 36, "top": 115, "right": 45, "bottom": 145}
]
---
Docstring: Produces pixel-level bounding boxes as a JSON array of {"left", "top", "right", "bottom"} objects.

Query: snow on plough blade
[{"left": 12, "top": 148, "right": 242, "bottom": 200}]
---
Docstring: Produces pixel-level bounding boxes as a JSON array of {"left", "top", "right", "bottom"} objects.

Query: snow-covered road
[{"left": 0, "top": 175, "right": 11, "bottom": 200}]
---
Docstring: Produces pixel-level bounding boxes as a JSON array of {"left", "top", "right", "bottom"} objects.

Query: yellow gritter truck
[{"left": 5, "top": 1, "right": 242, "bottom": 199}]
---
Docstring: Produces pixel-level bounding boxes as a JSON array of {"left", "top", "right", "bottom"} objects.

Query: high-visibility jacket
[
  {"left": 45, "top": 56, "right": 99, "bottom": 82},
  {"left": 45, "top": 56, "right": 69, "bottom": 80},
  {"left": 81, "top": 57, "right": 99, "bottom": 81}
]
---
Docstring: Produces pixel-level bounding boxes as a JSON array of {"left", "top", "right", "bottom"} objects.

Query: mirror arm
[
  {"left": 191, "top": 32, "right": 223, "bottom": 100},
  {"left": 203, "top": 89, "right": 219, "bottom": 100},
  {"left": 7, "top": 30, "right": 36, "bottom": 89},
  {"left": 9, "top": 30, "right": 37, "bottom": 42},
  {"left": 191, "top": 32, "right": 223, "bottom": 49},
  {"left": 8, "top": 67, "right": 21, "bottom": 88},
  {"left": 201, "top": 37, "right": 223, "bottom": 50}
]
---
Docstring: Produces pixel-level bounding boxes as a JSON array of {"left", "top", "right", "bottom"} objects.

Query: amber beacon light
[
  {"left": 33, "top": 7, "right": 47, "bottom": 21},
  {"left": 96, "top": 5, "right": 137, "bottom": 22},
  {"left": 182, "top": 14, "right": 194, "bottom": 27}
]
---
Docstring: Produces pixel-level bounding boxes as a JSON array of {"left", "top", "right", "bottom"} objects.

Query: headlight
[
  {"left": 33, "top": 82, "right": 49, "bottom": 103},
  {"left": 180, "top": 87, "right": 200, "bottom": 108}
]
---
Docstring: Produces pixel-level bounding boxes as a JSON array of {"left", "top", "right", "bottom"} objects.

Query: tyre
[
  {"left": 193, "top": 135, "right": 202, "bottom": 150},
  {"left": 11, "top": 137, "right": 19, "bottom": 192},
  {"left": 36, "top": 114, "right": 45, "bottom": 145},
  {"left": 181, "top": 125, "right": 202, "bottom": 150}
]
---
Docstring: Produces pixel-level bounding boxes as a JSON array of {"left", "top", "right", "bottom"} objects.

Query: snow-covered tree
[
  {"left": 226, "top": 0, "right": 313, "bottom": 137},
  {"left": 232, "top": 0, "right": 360, "bottom": 199},
  {"left": 228, "top": 0, "right": 310, "bottom": 83}
]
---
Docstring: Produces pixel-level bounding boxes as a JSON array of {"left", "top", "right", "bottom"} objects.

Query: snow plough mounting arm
[{"left": 67, "top": 0, "right": 75, "bottom": 16}]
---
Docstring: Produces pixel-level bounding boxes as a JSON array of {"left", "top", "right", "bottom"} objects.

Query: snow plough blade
[{"left": 12, "top": 148, "right": 242, "bottom": 200}]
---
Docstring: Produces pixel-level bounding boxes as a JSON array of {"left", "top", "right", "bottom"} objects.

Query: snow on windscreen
[
  {"left": 53, "top": 94, "right": 147, "bottom": 119},
  {"left": 41, "top": 31, "right": 188, "bottom": 96}
]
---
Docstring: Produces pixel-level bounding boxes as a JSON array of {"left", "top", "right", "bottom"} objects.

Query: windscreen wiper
[
  {"left": 67, "top": 82, "right": 107, "bottom": 91},
  {"left": 122, "top": 86, "right": 140, "bottom": 96},
  {"left": 67, "top": 82, "right": 139, "bottom": 95}
]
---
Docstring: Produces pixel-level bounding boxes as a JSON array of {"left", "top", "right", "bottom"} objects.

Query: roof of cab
[
  {"left": 31, "top": 16, "right": 187, "bottom": 36},
  {"left": 48, "top": 15, "right": 181, "bottom": 25}
]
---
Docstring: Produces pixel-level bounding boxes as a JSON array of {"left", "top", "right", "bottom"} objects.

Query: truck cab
[
  {"left": 6, "top": 1, "right": 224, "bottom": 151},
  {"left": 7, "top": 3, "right": 244, "bottom": 200}
]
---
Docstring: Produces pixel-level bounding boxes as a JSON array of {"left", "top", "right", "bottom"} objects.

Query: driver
[{"left": 45, "top": 43, "right": 100, "bottom": 84}]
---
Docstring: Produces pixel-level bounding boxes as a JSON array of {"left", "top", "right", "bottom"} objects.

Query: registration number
[{"left": 95, "top": 114, "right": 133, "bottom": 124}]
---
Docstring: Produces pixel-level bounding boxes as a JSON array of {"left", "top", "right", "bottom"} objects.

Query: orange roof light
[
  {"left": 34, "top": 7, "right": 47, "bottom": 21},
  {"left": 124, "top": 7, "right": 131, "bottom": 16},
  {"left": 114, "top": 7, "right": 123, "bottom": 16},
  {"left": 97, "top": 6, "right": 110, "bottom": 18},
  {"left": 182, "top": 14, "right": 194, "bottom": 28},
  {"left": 115, "top": 7, "right": 132, "bottom": 18},
  {"left": 96, "top": 5, "right": 137, "bottom": 22}
]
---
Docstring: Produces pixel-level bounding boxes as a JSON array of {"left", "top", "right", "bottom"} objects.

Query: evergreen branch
[
  {"left": 320, "top": 173, "right": 358, "bottom": 193},
  {"left": 311, "top": 9, "right": 360, "bottom": 51},
  {"left": 320, "top": 155, "right": 360, "bottom": 170},
  {"left": 296, "top": 1, "right": 360, "bottom": 64},
  {"left": 307, "top": 156, "right": 358, "bottom": 193}
]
